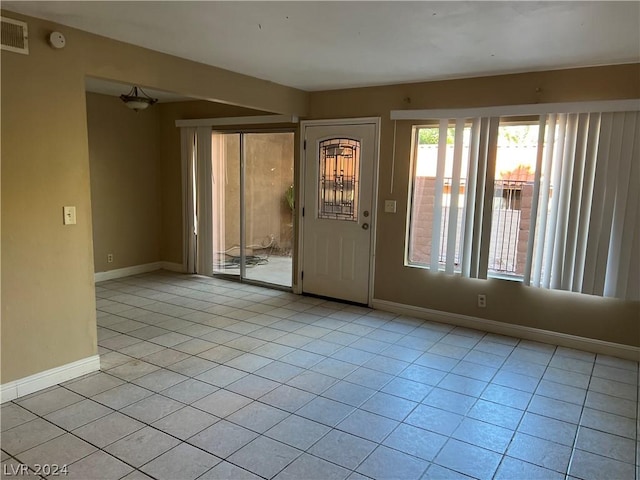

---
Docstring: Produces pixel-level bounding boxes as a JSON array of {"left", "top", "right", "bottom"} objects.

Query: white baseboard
[
  {"left": 95, "top": 262, "right": 162, "bottom": 282},
  {"left": 372, "top": 299, "right": 640, "bottom": 361},
  {"left": 161, "top": 262, "right": 185, "bottom": 273},
  {"left": 95, "top": 262, "right": 185, "bottom": 282},
  {"left": 1, "top": 355, "right": 101, "bottom": 403}
]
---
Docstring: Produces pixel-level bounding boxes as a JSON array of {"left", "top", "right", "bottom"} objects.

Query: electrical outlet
[
  {"left": 107, "top": 253, "right": 114, "bottom": 263},
  {"left": 477, "top": 294, "right": 486, "bottom": 308}
]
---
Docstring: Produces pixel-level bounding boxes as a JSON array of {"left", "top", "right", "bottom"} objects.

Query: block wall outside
[{"left": 408, "top": 177, "right": 534, "bottom": 276}]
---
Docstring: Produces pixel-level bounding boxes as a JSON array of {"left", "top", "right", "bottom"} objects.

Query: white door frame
[{"left": 296, "top": 117, "right": 381, "bottom": 306}]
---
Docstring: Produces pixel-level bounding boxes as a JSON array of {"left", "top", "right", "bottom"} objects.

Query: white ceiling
[{"left": 4, "top": 1, "right": 639, "bottom": 92}]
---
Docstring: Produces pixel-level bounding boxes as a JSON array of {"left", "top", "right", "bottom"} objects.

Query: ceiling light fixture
[{"left": 120, "top": 86, "right": 158, "bottom": 112}]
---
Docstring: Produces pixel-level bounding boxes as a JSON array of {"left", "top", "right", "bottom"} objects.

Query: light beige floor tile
[
  {"left": 141, "top": 443, "right": 220, "bottom": 480},
  {"left": 104, "top": 426, "right": 180, "bottom": 467},
  {"left": 356, "top": 445, "right": 428, "bottom": 480},
  {"left": 120, "top": 394, "right": 183, "bottom": 424},
  {"left": 0, "top": 418, "right": 65, "bottom": 455},
  {"left": 107, "top": 360, "right": 160, "bottom": 381},
  {"left": 73, "top": 412, "right": 145, "bottom": 447},
  {"left": 64, "top": 373, "right": 124, "bottom": 397},
  {"left": 152, "top": 406, "right": 218, "bottom": 440},
  {"left": 188, "top": 420, "right": 257, "bottom": 458},
  {"left": 198, "top": 461, "right": 262, "bottom": 480},
  {"left": 569, "top": 449, "right": 635, "bottom": 480},
  {"left": 15, "top": 387, "right": 83, "bottom": 416},
  {"left": 227, "top": 402, "right": 289, "bottom": 434},
  {"left": 265, "top": 414, "right": 330, "bottom": 450},
  {"left": 131, "top": 369, "right": 189, "bottom": 392},
  {"left": 44, "top": 399, "right": 113, "bottom": 430},
  {"left": 192, "top": 389, "right": 252, "bottom": 418},
  {"left": 91, "top": 382, "right": 153, "bottom": 410},
  {"left": 308, "top": 430, "right": 376, "bottom": 470},
  {"left": 227, "top": 436, "right": 301, "bottom": 479},
  {"left": 274, "top": 453, "right": 350, "bottom": 480},
  {"left": 0, "top": 404, "right": 37, "bottom": 432},
  {"left": 19, "top": 433, "right": 96, "bottom": 468}
]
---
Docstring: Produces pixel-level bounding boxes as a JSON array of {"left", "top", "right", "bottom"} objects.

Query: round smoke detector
[{"left": 49, "top": 31, "right": 66, "bottom": 49}]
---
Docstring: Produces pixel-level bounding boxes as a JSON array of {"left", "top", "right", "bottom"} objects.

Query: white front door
[{"left": 301, "top": 120, "right": 379, "bottom": 304}]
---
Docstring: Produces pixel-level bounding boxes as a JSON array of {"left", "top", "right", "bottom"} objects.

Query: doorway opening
[{"left": 210, "top": 131, "right": 295, "bottom": 288}]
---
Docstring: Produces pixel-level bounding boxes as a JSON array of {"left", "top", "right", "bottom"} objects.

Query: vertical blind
[
  {"left": 528, "top": 111, "right": 639, "bottom": 300},
  {"left": 420, "top": 116, "right": 499, "bottom": 280},
  {"left": 180, "top": 126, "right": 214, "bottom": 276},
  {"left": 408, "top": 107, "right": 639, "bottom": 300},
  {"left": 180, "top": 127, "right": 197, "bottom": 273}
]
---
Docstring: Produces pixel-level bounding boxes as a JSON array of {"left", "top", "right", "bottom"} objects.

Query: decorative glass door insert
[{"left": 318, "top": 138, "right": 360, "bottom": 221}]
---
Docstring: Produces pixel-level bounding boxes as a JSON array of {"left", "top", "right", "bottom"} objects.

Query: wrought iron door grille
[{"left": 318, "top": 138, "right": 360, "bottom": 221}]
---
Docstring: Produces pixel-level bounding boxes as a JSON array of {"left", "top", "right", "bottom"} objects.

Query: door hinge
[
  {"left": 301, "top": 271, "right": 304, "bottom": 280},
  {"left": 303, "top": 140, "right": 307, "bottom": 150},
  {"left": 302, "top": 207, "right": 305, "bottom": 217}
]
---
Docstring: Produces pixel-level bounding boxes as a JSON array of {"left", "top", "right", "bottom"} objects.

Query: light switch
[
  {"left": 63, "top": 206, "right": 76, "bottom": 225},
  {"left": 384, "top": 200, "right": 397, "bottom": 213}
]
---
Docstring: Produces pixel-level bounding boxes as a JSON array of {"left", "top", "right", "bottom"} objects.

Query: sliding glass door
[
  {"left": 211, "top": 131, "right": 294, "bottom": 288},
  {"left": 211, "top": 132, "right": 241, "bottom": 278}
]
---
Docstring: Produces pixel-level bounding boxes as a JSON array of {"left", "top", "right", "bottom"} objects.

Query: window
[
  {"left": 406, "top": 108, "right": 639, "bottom": 300},
  {"left": 488, "top": 123, "right": 539, "bottom": 277},
  {"left": 407, "top": 121, "right": 472, "bottom": 272}
]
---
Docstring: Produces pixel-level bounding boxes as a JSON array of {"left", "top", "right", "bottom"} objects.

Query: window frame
[{"left": 401, "top": 102, "right": 640, "bottom": 300}]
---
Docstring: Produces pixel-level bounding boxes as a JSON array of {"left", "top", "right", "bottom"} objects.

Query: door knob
[{"left": 362, "top": 223, "right": 369, "bottom": 230}]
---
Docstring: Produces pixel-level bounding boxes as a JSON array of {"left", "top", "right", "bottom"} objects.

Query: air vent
[{"left": 1, "top": 17, "right": 29, "bottom": 55}]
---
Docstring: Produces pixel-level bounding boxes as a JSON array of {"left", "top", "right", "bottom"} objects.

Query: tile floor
[{"left": 1, "top": 271, "right": 638, "bottom": 480}]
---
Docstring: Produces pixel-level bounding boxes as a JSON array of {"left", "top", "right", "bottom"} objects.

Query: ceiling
[{"left": 4, "top": 1, "right": 639, "bottom": 93}]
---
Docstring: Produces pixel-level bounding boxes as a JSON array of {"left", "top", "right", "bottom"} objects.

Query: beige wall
[
  {"left": 87, "top": 93, "right": 162, "bottom": 272},
  {"left": 1, "top": 32, "right": 98, "bottom": 382},
  {"left": 1, "top": 11, "right": 308, "bottom": 384},
  {"left": 309, "top": 64, "right": 640, "bottom": 347}
]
